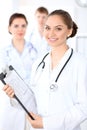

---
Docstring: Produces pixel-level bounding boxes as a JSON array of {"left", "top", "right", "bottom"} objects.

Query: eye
[
  {"left": 22, "top": 24, "right": 27, "bottom": 28},
  {"left": 56, "top": 27, "right": 62, "bottom": 31},
  {"left": 44, "top": 26, "right": 50, "bottom": 31},
  {"left": 42, "top": 16, "right": 47, "bottom": 19},
  {"left": 14, "top": 25, "right": 19, "bottom": 28}
]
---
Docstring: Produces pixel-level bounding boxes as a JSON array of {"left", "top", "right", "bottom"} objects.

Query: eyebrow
[
  {"left": 55, "top": 25, "right": 64, "bottom": 28},
  {"left": 45, "top": 24, "right": 63, "bottom": 28},
  {"left": 12, "top": 23, "right": 27, "bottom": 25}
]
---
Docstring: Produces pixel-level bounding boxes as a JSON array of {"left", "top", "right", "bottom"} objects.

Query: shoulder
[
  {"left": 32, "top": 52, "right": 50, "bottom": 70},
  {"left": 25, "top": 40, "right": 37, "bottom": 53},
  {"left": 72, "top": 50, "right": 87, "bottom": 68},
  {"left": 0, "top": 43, "right": 12, "bottom": 54},
  {"left": 25, "top": 40, "right": 35, "bottom": 47},
  {"left": 32, "top": 57, "right": 43, "bottom": 70}
]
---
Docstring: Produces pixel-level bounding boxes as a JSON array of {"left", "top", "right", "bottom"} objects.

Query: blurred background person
[
  {"left": 0, "top": 13, "right": 37, "bottom": 84},
  {"left": 0, "top": 13, "right": 37, "bottom": 130},
  {"left": 28, "top": 6, "right": 50, "bottom": 58}
]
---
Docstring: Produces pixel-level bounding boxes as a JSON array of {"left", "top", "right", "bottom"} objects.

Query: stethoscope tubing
[
  {"left": 36, "top": 48, "right": 73, "bottom": 91},
  {"left": 55, "top": 48, "right": 73, "bottom": 82}
]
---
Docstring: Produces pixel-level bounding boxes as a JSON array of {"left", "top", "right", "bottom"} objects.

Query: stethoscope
[{"left": 36, "top": 48, "right": 73, "bottom": 91}]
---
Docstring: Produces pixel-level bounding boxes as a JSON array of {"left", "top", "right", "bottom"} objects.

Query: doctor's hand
[
  {"left": 26, "top": 112, "right": 43, "bottom": 128},
  {"left": 3, "top": 84, "right": 15, "bottom": 98}
]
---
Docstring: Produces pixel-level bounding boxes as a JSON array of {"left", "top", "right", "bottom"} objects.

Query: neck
[
  {"left": 51, "top": 45, "right": 69, "bottom": 70},
  {"left": 12, "top": 39, "right": 25, "bottom": 53},
  {"left": 51, "top": 44, "right": 69, "bottom": 56}
]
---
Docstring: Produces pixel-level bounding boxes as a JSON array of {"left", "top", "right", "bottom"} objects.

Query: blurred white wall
[{"left": 0, "top": 0, "right": 12, "bottom": 48}]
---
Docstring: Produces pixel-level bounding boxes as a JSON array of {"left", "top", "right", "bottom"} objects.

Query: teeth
[{"left": 49, "top": 38, "right": 57, "bottom": 41}]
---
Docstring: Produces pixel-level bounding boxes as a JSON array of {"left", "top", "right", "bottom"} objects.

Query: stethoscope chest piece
[{"left": 50, "top": 82, "right": 58, "bottom": 92}]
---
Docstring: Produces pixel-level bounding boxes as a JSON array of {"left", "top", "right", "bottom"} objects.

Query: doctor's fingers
[
  {"left": 26, "top": 113, "right": 43, "bottom": 128},
  {"left": 3, "top": 85, "right": 14, "bottom": 98},
  {"left": 27, "top": 112, "right": 40, "bottom": 121}
]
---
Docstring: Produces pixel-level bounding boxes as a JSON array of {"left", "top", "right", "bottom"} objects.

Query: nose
[
  {"left": 18, "top": 26, "right": 24, "bottom": 32},
  {"left": 19, "top": 26, "right": 23, "bottom": 30},
  {"left": 49, "top": 29, "right": 55, "bottom": 37}
]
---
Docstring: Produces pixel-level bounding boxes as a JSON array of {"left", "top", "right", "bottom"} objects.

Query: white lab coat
[
  {"left": 28, "top": 27, "right": 50, "bottom": 59},
  {"left": 29, "top": 48, "right": 87, "bottom": 130},
  {"left": 0, "top": 40, "right": 37, "bottom": 130}
]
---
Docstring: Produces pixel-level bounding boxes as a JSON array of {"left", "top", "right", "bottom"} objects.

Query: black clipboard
[{"left": 0, "top": 65, "right": 35, "bottom": 120}]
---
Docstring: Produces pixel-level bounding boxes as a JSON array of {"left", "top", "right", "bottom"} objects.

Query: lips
[
  {"left": 48, "top": 38, "right": 58, "bottom": 42},
  {"left": 18, "top": 33, "right": 24, "bottom": 36}
]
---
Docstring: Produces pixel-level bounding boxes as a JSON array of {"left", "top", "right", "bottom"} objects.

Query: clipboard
[{"left": 0, "top": 65, "right": 36, "bottom": 120}]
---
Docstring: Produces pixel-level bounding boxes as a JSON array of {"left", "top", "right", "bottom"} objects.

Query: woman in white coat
[
  {"left": 3, "top": 9, "right": 87, "bottom": 130},
  {"left": 0, "top": 13, "right": 37, "bottom": 130}
]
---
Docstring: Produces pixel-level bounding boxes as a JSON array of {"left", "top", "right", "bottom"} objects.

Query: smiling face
[
  {"left": 44, "top": 15, "right": 72, "bottom": 48},
  {"left": 8, "top": 18, "right": 27, "bottom": 40}
]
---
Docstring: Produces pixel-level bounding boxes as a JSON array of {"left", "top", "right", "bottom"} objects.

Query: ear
[
  {"left": 68, "top": 29, "right": 73, "bottom": 37},
  {"left": 8, "top": 26, "right": 11, "bottom": 34}
]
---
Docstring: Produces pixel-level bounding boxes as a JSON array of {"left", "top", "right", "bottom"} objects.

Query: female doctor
[
  {"left": 0, "top": 13, "right": 37, "bottom": 130},
  {"left": 3, "top": 9, "right": 87, "bottom": 130}
]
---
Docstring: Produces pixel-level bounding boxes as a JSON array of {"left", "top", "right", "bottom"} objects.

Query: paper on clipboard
[{"left": 0, "top": 65, "right": 37, "bottom": 118}]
